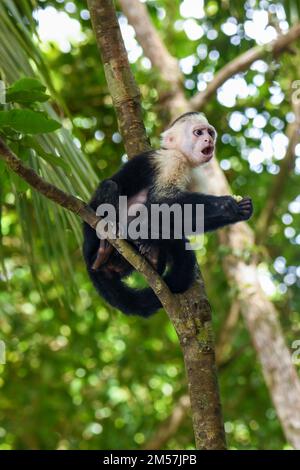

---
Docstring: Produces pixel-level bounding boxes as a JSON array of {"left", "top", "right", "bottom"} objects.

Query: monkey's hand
[
  {"left": 236, "top": 196, "right": 253, "bottom": 221},
  {"left": 219, "top": 196, "right": 253, "bottom": 222}
]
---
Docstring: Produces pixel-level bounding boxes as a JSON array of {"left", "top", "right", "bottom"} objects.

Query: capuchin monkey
[{"left": 83, "top": 112, "right": 253, "bottom": 317}]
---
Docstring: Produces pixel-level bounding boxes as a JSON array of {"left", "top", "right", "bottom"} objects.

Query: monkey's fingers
[
  {"left": 91, "top": 240, "right": 114, "bottom": 270},
  {"left": 140, "top": 244, "right": 160, "bottom": 270},
  {"left": 237, "top": 197, "right": 253, "bottom": 219}
]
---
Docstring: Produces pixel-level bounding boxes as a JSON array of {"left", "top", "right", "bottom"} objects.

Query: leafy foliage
[
  {"left": 6, "top": 77, "right": 50, "bottom": 104},
  {"left": 0, "top": 0, "right": 300, "bottom": 450},
  {"left": 0, "top": 109, "right": 60, "bottom": 134}
]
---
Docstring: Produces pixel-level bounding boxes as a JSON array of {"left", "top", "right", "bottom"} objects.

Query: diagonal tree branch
[
  {"left": 118, "top": 0, "right": 187, "bottom": 111},
  {"left": 119, "top": 0, "right": 300, "bottom": 449},
  {"left": 0, "top": 128, "right": 226, "bottom": 449},
  {"left": 190, "top": 23, "right": 300, "bottom": 111},
  {"left": 257, "top": 99, "right": 300, "bottom": 240},
  {"left": 120, "top": 0, "right": 300, "bottom": 113},
  {"left": 119, "top": 0, "right": 180, "bottom": 82}
]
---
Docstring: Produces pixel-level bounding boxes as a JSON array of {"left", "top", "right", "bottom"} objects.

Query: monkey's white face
[
  {"left": 163, "top": 118, "right": 216, "bottom": 167},
  {"left": 180, "top": 121, "right": 216, "bottom": 166}
]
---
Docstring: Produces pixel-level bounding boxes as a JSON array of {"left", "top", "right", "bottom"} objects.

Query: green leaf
[
  {"left": 36, "top": 150, "right": 70, "bottom": 172},
  {"left": 18, "top": 146, "right": 32, "bottom": 162},
  {"left": 0, "top": 109, "right": 61, "bottom": 134},
  {"left": 7, "top": 77, "right": 46, "bottom": 93},
  {"left": 6, "top": 77, "right": 50, "bottom": 104},
  {"left": 6, "top": 90, "right": 50, "bottom": 104},
  {"left": 0, "top": 159, "right": 6, "bottom": 175},
  {"left": 6, "top": 78, "right": 50, "bottom": 104},
  {"left": 21, "top": 137, "right": 70, "bottom": 172},
  {"left": 10, "top": 170, "right": 30, "bottom": 193}
]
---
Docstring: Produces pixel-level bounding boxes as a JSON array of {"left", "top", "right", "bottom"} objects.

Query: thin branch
[
  {"left": 0, "top": 138, "right": 94, "bottom": 225},
  {"left": 119, "top": 0, "right": 187, "bottom": 112},
  {"left": 1, "top": 133, "right": 226, "bottom": 449},
  {"left": 119, "top": 0, "right": 180, "bottom": 83},
  {"left": 120, "top": 1, "right": 300, "bottom": 114},
  {"left": 190, "top": 23, "right": 300, "bottom": 111},
  {"left": 256, "top": 99, "right": 300, "bottom": 240}
]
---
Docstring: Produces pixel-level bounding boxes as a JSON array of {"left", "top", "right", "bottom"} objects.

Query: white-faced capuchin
[{"left": 83, "top": 112, "right": 253, "bottom": 317}]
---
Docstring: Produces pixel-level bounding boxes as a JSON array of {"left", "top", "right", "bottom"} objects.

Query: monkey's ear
[
  {"left": 161, "top": 129, "right": 176, "bottom": 147},
  {"left": 166, "top": 134, "right": 174, "bottom": 143}
]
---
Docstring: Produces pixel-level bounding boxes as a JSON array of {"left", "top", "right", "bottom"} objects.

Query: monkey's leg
[
  {"left": 161, "top": 239, "right": 196, "bottom": 293},
  {"left": 89, "top": 179, "right": 121, "bottom": 270}
]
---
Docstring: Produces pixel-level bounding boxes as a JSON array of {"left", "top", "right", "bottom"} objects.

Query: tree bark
[
  {"left": 119, "top": 0, "right": 300, "bottom": 449},
  {"left": 87, "top": 0, "right": 150, "bottom": 157}
]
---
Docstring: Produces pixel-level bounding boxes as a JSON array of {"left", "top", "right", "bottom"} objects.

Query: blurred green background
[{"left": 0, "top": 0, "right": 300, "bottom": 450}]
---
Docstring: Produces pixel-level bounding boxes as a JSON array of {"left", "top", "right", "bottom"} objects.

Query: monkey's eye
[
  {"left": 193, "top": 129, "right": 203, "bottom": 137},
  {"left": 208, "top": 129, "right": 215, "bottom": 138}
]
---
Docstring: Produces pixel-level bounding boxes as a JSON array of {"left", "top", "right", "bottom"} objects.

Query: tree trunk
[{"left": 87, "top": 0, "right": 226, "bottom": 450}]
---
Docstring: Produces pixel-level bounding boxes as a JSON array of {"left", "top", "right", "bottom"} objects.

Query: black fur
[{"left": 83, "top": 151, "right": 253, "bottom": 317}]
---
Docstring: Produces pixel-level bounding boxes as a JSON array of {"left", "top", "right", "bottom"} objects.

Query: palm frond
[{"left": 0, "top": 0, "right": 99, "bottom": 306}]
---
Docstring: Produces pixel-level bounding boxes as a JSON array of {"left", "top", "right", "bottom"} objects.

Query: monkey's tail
[
  {"left": 83, "top": 219, "right": 196, "bottom": 317},
  {"left": 86, "top": 241, "right": 196, "bottom": 318},
  {"left": 83, "top": 222, "right": 161, "bottom": 317},
  {"left": 87, "top": 269, "right": 162, "bottom": 318}
]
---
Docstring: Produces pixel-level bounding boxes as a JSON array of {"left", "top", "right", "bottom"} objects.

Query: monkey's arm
[
  {"left": 201, "top": 194, "right": 252, "bottom": 231},
  {"left": 88, "top": 152, "right": 156, "bottom": 269},
  {"left": 95, "top": 151, "right": 155, "bottom": 202},
  {"left": 150, "top": 192, "right": 253, "bottom": 235},
  {"left": 184, "top": 192, "right": 252, "bottom": 231}
]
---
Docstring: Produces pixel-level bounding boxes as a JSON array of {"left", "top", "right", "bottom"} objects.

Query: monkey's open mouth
[{"left": 202, "top": 146, "right": 214, "bottom": 156}]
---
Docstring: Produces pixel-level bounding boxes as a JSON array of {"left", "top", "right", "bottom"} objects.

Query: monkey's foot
[{"left": 91, "top": 239, "right": 113, "bottom": 270}]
